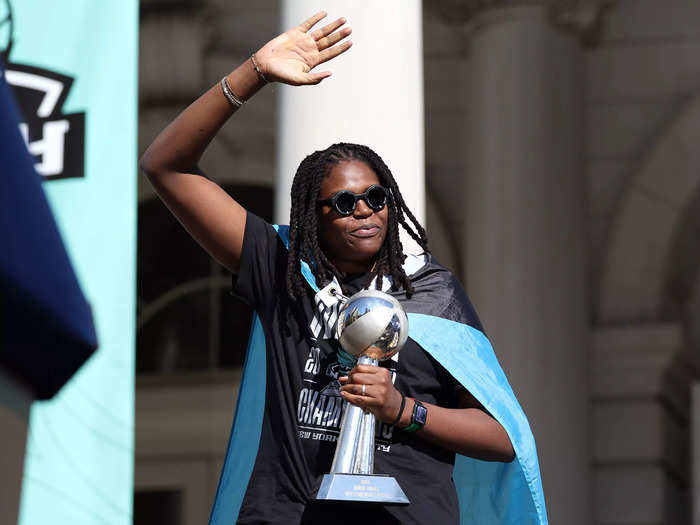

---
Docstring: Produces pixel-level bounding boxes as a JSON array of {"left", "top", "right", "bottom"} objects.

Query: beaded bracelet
[{"left": 250, "top": 53, "right": 268, "bottom": 84}]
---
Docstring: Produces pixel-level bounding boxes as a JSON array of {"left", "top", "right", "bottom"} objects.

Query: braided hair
[{"left": 286, "top": 142, "right": 429, "bottom": 300}]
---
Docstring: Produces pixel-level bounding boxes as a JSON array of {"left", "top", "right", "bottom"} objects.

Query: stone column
[
  {"left": 276, "top": 1, "right": 425, "bottom": 253},
  {"left": 454, "top": 2, "right": 601, "bottom": 523},
  {"left": 593, "top": 322, "right": 691, "bottom": 525}
]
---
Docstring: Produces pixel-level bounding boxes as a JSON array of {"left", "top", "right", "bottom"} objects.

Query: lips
[{"left": 349, "top": 224, "right": 381, "bottom": 238}]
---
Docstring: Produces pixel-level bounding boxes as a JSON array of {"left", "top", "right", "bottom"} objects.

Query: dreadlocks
[{"left": 286, "top": 142, "right": 429, "bottom": 300}]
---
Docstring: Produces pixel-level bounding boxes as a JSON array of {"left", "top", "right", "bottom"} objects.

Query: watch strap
[
  {"left": 402, "top": 422, "right": 422, "bottom": 433},
  {"left": 402, "top": 399, "right": 427, "bottom": 433}
]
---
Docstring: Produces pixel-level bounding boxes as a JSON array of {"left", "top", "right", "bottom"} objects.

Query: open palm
[{"left": 255, "top": 12, "right": 352, "bottom": 86}]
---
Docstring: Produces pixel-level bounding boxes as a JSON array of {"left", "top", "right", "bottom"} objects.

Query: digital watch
[{"left": 402, "top": 399, "right": 427, "bottom": 433}]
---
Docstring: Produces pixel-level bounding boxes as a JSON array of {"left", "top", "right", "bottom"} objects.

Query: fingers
[
  {"left": 316, "top": 26, "right": 352, "bottom": 52},
  {"left": 340, "top": 365, "right": 401, "bottom": 421},
  {"left": 341, "top": 385, "right": 393, "bottom": 417},
  {"left": 310, "top": 17, "right": 347, "bottom": 41},
  {"left": 297, "top": 71, "right": 332, "bottom": 85},
  {"left": 345, "top": 371, "right": 375, "bottom": 385},
  {"left": 287, "top": 70, "right": 332, "bottom": 86},
  {"left": 343, "top": 365, "right": 390, "bottom": 386},
  {"left": 341, "top": 390, "right": 369, "bottom": 409},
  {"left": 318, "top": 40, "right": 352, "bottom": 66},
  {"left": 341, "top": 388, "right": 378, "bottom": 412},
  {"left": 340, "top": 371, "right": 390, "bottom": 396},
  {"left": 352, "top": 364, "right": 381, "bottom": 374},
  {"left": 340, "top": 382, "right": 388, "bottom": 401},
  {"left": 341, "top": 383, "right": 371, "bottom": 397},
  {"left": 299, "top": 11, "right": 327, "bottom": 32},
  {"left": 340, "top": 365, "right": 390, "bottom": 390}
]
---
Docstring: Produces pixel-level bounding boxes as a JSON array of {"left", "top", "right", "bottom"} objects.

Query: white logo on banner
[{"left": 3, "top": 63, "right": 85, "bottom": 180}]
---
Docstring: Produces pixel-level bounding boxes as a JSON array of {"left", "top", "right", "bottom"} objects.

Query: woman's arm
[
  {"left": 139, "top": 12, "right": 352, "bottom": 273},
  {"left": 340, "top": 365, "right": 515, "bottom": 462}
]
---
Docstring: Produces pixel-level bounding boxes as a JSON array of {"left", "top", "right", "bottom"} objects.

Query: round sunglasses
[{"left": 317, "top": 184, "right": 389, "bottom": 216}]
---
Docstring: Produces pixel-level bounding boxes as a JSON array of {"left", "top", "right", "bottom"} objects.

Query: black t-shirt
[{"left": 233, "top": 212, "right": 462, "bottom": 525}]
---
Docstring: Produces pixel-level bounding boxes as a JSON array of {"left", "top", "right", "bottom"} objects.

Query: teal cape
[{"left": 210, "top": 225, "right": 548, "bottom": 525}]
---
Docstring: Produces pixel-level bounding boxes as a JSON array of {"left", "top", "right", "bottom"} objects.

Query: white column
[
  {"left": 276, "top": 1, "right": 425, "bottom": 253},
  {"left": 464, "top": 5, "right": 590, "bottom": 524}
]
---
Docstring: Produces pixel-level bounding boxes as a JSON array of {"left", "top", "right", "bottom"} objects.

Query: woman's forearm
[
  {"left": 398, "top": 399, "right": 515, "bottom": 462},
  {"left": 136, "top": 14, "right": 351, "bottom": 273},
  {"left": 341, "top": 365, "right": 515, "bottom": 462},
  {"left": 140, "top": 57, "right": 266, "bottom": 176}
]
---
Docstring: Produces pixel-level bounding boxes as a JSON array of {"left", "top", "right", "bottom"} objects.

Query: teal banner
[{"left": 3, "top": 1, "right": 138, "bottom": 523}]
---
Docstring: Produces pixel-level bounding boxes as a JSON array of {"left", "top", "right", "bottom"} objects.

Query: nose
[{"left": 353, "top": 197, "right": 373, "bottom": 218}]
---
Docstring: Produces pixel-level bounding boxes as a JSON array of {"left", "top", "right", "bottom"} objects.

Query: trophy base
[{"left": 315, "top": 473, "right": 409, "bottom": 505}]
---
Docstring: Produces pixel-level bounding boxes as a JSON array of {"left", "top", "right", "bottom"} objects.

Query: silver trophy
[{"left": 316, "top": 289, "right": 410, "bottom": 505}]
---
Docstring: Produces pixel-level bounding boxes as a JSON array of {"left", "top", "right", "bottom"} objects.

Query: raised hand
[{"left": 254, "top": 11, "right": 352, "bottom": 86}]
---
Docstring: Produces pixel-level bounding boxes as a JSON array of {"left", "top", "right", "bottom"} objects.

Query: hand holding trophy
[{"left": 316, "top": 289, "right": 410, "bottom": 504}]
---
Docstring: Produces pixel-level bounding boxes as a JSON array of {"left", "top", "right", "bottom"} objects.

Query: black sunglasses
[{"left": 317, "top": 184, "right": 389, "bottom": 216}]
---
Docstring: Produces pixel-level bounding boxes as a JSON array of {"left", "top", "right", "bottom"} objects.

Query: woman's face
[{"left": 317, "top": 160, "right": 389, "bottom": 274}]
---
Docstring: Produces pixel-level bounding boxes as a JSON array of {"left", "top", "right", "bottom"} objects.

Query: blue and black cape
[{"left": 210, "top": 225, "right": 548, "bottom": 525}]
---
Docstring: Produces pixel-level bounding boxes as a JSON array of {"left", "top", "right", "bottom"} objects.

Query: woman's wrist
[
  {"left": 250, "top": 52, "right": 269, "bottom": 84},
  {"left": 397, "top": 398, "right": 416, "bottom": 429},
  {"left": 223, "top": 56, "right": 268, "bottom": 104}
]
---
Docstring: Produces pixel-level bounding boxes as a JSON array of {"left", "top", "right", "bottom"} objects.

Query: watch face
[{"left": 414, "top": 402, "right": 428, "bottom": 426}]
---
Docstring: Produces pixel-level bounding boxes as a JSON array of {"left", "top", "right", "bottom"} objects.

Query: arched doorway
[{"left": 595, "top": 94, "right": 700, "bottom": 524}]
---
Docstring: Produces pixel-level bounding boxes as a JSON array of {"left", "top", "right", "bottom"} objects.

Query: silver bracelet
[
  {"left": 250, "top": 53, "right": 268, "bottom": 84},
  {"left": 220, "top": 76, "right": 245, "bottom": 108}
]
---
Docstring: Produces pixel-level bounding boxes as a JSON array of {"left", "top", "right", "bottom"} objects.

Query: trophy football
[{"left": 316, "top": 289, "right": 410, "bottom": 505}]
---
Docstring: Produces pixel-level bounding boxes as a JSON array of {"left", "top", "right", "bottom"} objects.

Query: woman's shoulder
[
  {"left": 400, "top": 253, "right": 484, "bottom": 332},
  {"left": 406, "top": 252, "right": 457, "bottom": 284}
]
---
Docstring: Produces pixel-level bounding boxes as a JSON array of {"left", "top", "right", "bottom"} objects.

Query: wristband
[{"left": 390, "top": 391, "right": 406, "bottom": 428}]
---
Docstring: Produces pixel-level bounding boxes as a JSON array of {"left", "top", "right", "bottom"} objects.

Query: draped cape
[{"left": 209, "top": 225, "right": 548, "bottom": 525}]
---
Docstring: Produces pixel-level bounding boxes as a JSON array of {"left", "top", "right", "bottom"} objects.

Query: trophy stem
[
  {"left": 330, "top": 400, "right": 363, "bottom": 473},
  {"left": 352, "top": 409, "right": 375, "bottom": 474},
  {"left": 357, "top": 356, "right": 378, "bottom": 366},
  {"left": 330, "top": 355, "right": 378, "bottom": 474}
]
